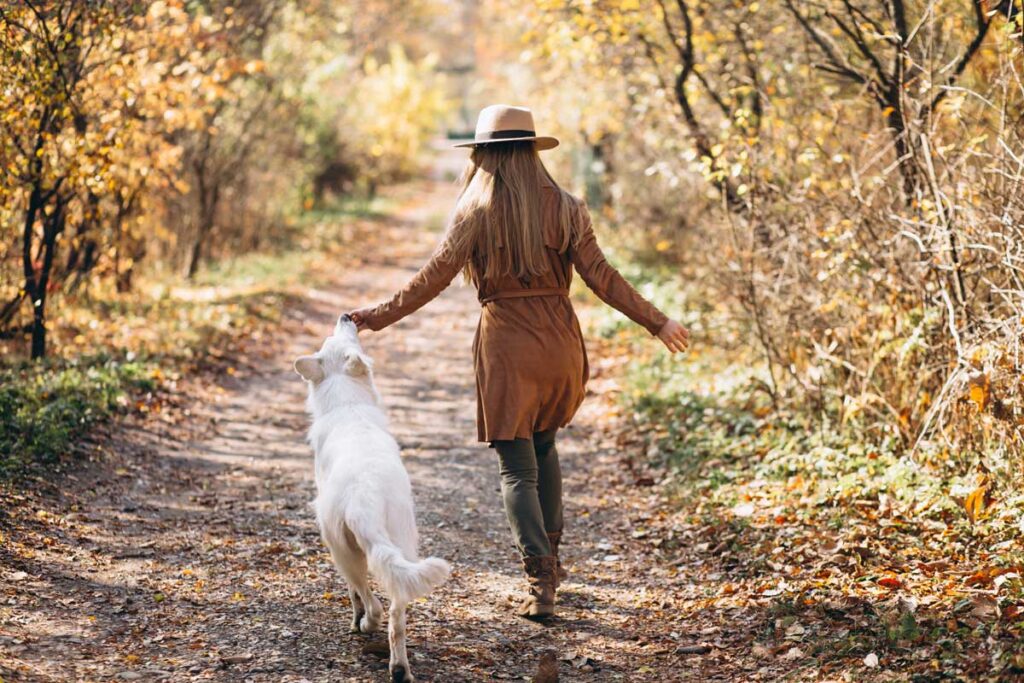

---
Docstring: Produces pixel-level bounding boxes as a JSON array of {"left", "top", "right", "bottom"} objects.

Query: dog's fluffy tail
[
  {"left": 367, "top": 543, "right": 450, "bottom": 604},
  {"left": 342, "top": 511, "right": 450, "bottom": 603}
]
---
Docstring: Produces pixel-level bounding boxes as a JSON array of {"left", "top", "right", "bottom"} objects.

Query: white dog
[{"left": 294, "top": 314, "right": 450, "bottom": 683}]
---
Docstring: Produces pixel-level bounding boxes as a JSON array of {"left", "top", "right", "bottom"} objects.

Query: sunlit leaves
[{"left": 336, "top": 44, "right": 450, "bottom": 186}]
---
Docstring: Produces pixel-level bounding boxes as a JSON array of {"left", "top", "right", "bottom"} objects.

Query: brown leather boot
[
  {"left": 518, "top": 555, "right": 557, "bottom": 620},
  {"left": 547, "top": 531, "right": 568, "bottom": 588}
]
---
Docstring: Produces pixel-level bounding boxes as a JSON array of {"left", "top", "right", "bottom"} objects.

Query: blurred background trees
[
  {"left": 2, "top": 0, "right": 1021, "bottom": 468},
  {"left": 0, "top": 0, "right": 451, "bottom": 358}
]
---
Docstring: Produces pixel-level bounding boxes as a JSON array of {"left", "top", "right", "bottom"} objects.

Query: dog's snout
[{"left": 339, "top": 313, "right": 352, "bottom": 324}]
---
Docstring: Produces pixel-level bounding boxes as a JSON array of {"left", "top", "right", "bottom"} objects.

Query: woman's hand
[
  {"left": 657, "top": 319, "right": 690, "bottom": 353},
  {"left": 348, "top": 308, "right": 373, "bottom": 331}
]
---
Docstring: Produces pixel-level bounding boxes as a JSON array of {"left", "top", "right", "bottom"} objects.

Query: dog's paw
[
  {"left": 359, "top": 614, "right": 380, "bottom": 633},
  {"left": 350, "top": 607, "right": 366, "bottom": 633},
  {"left": 390, "top": 665, "right": 414, "bottom": 683}
]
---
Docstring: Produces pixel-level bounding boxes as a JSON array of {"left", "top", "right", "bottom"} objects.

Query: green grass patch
[{"left": 0, "top": 357, "right": 156, "bottom": 478}]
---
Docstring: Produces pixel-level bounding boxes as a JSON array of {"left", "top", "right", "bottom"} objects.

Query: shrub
[{"left": 0, "top": 358, "right": 155, "bottom": 477}]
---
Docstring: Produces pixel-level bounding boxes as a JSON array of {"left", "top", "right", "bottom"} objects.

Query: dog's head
[{"left": 294, "top": 314, "right": 374, "bottom": 386}]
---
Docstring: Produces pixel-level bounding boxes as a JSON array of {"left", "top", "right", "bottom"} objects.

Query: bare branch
[
  {"left": 929, "top": 0, "right": 993, "bottom": 112},
  {"left": 831, "top": 3, "right": 890, "bottom": 85},
  {"left": 784, "top": 0, "right": 875, "bottom": 89}
]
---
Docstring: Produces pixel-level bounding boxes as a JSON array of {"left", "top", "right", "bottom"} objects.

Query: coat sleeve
[
  {"left": 569, "top": 203, "right": 669, "bottom": 336},
  {"left": 361, "top": 242, "right": 466, "bottom": 331}
]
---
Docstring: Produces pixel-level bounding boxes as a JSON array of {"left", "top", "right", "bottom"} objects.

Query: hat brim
[{"left": 453, "top": 136, "right": 559, "bottom": 151}]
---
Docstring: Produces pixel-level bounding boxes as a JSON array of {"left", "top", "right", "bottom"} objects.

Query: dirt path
[{"left": 2, "top": 160, "right": 724, "bottom": 682}]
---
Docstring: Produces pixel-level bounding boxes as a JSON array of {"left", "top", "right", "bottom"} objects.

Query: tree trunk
[
  {"left": 187, "top": 229, "right": 204, "bottom": 280},
  {"left": 113, "top": 205, "right": 135, "bottom": 293},
  {"left": 187, "top": 205, "right": 217, "bottom": 280},
  {"left": 30, "top": 290, "right": 47, "bottom": 359},
  {"left": 22, "top": 185, "right": 43, "bottom": 358},
  {"left": 884, "top": 95, "right": 920, "bottom": 202},
  {"left": 187, "top": 178, "right": 219, "bottom": 280},
  {"left": 29, "top": 197, "right": 65, "bottom": 359}
]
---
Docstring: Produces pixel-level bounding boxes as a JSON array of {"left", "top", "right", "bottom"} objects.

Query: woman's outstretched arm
[
  {"left": 569, "top": 202, "right": 689, "bottom": 352},
  {"left": 351, "top": 242, "right": 465, "bottom": 331}
]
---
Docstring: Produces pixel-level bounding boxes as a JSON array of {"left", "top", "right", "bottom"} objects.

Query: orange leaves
[
  {"left": 877, "top": 576, "right": 903, "bottom": 590},
  {"left": 961, "top": 476, "right": 994, "bottom": 524},
  {"left": 963, "top": 485, "right": 987, "bottom": 523},
  {"left": 242, "top": 60, "right": 265, "bottom": 75},
  {"left": 966, "top": 371, "right": 990, "bottom": 412},
  {"left": 963, "top": 566, "right": 1019, "bottom": 588}
]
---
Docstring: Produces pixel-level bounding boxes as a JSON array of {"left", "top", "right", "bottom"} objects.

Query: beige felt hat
[{"left": 453, "top": 104, "right": 559, "bottom": 150}]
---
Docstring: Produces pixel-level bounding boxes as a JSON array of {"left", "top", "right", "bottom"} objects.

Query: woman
[{"left": 350, "top": 105, "right": 689, "bottom": 620}]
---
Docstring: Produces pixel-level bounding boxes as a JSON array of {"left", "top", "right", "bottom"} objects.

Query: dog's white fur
[{"left": 295, "top": 315, "right": 449, "bottom": 683}]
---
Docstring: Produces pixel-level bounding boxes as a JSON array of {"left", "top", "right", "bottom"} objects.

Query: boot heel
[{"left": 518, "top": 555, "right": 557, "bottom": 620}]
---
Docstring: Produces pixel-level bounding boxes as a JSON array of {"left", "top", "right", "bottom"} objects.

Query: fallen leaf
[
  {"left": 970, "top": 595, "right": 998, "bottom": 620},
  {"left": 532, "top": 650, "right": 559, "bottom": 683},
  {"left": 733, "top": 502, "right": 755, "bottom": 517},
  {"left": 964, "top": 483, "right": 990, "bottom": 524},
  {"left": 967, "top": 372, "right": 989, "bottom": 411},
  {"left": 559, "top": 652, "right": 597, "bottom": 669}
]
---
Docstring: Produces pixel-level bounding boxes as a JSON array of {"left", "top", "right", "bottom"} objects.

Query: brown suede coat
[{"left": 362, "top": 185, "right": 668, "bottom": 442}]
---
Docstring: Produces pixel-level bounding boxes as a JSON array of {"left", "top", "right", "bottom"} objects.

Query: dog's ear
[
  {"left": 294, "top": 355, "right": 324, "bottom": 383},
  {"left": 343, "top": 350, "right": 372, "bottom": 376}
]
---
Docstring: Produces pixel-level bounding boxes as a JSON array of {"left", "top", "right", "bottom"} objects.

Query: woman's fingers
[
  {"left": 657, "top": 319, "right": 690, "bottom": 353},
  {"left": 663, "top": 335, "right": 684, "bottom": 353},
  {"left": 348, "top": 308, "right": 372, "bottom": 332}
]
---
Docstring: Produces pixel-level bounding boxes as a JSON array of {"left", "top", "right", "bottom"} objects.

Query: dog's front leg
[{"left": 388, "top": 600, "right": 412, "bottom": 683}]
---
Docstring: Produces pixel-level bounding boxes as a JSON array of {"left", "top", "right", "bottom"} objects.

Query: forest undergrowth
[{"left": 580, "top": 260, "right": 1024, "bottom": 680}]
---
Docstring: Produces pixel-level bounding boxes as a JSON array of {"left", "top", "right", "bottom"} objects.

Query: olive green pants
[{"left": 494, "top": 429, "right": 563, "bottom": 558}]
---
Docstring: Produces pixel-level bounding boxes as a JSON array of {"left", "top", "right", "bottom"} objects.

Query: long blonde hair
[{"left": 444, "top": 141, "right": 580, "bottom": 283}]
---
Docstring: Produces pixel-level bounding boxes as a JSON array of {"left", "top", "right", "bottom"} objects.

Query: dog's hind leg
[
  {"left": 326, "top": 537, "right": 379, "bottom": 633},
  {"left": 326, "top": 544, "right": 367, "bottom": 633},
  {"left": 346, "top": 586, "right": 365, "bottom": 633},
  {"left": 388, "top": 599, "right": 412, "bottom": 683},
  {"left": 334, "top": 525, "right": 382, "bottom": 633}
]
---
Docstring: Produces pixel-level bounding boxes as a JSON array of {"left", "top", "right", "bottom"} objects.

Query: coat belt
[{"left": 479, "top": 287, "right": 570, "bottom": 305}]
